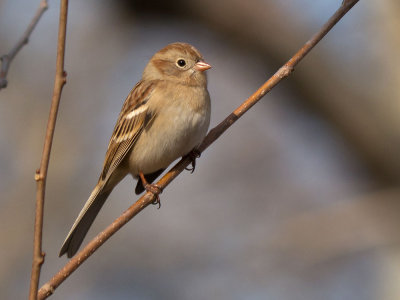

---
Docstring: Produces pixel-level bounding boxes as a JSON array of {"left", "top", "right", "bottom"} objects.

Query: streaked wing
[{"left": 99, "top": 80, "right": 157, "bottom": 183}]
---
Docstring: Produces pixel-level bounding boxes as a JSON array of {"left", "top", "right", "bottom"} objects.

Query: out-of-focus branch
[
  {"left": 37, "top": 1, "right": 359, "bottom": 298},
  {"left": 0, "top": 0, "right": 48, "bottom": 90},
  {"left": 270, "top": 188, "right": 400, "bottom": 265},
  {"left": 185, "top": 0, "right": 400, "bottom": 184},
  {"left": 29, "top": 1, "right": 69, "bottom": 299}
]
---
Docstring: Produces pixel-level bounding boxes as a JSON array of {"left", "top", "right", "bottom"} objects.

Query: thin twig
[
  {"left": 37, "top": 0, "right": 359, "bottom": 298},
  {"left": 29, "top": 1, "right": 69, "bottom": 299},
  {"left": 0, "top": 0, "right": 48, "bottom": 90}
]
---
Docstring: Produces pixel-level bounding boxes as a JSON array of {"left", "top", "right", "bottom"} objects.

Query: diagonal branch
[
  {"left": 37, "top": 0, "right": 359, "bottom": 298},
  {"left": 29, "top": 1, "right": 69, "bottom": 299},
  {"left": 0, "top": 0, "right": 48, "bottom": 90}
]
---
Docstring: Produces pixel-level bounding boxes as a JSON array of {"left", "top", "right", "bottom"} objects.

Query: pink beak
[{"left": 194, "top": 61, "right": 212, "bottom": 72}]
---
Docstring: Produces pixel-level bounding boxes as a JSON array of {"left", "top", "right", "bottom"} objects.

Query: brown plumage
[{"left": 59, "top": 43, "right": 211, "bottom": 258}]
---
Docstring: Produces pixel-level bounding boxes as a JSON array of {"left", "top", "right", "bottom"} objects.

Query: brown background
[{"left": 1, "top": 1, "right": 400, "bottom": 299}]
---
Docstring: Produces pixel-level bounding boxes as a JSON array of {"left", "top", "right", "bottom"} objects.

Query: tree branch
[
  {"left": 37, "top": 0, "right": 359, "bottom": 298},
  {"left": 29, "top": 1, "right": 69, "bottom": 299},
  {"left": 0, "top": 0, "right": 48, "bottom": 90}
]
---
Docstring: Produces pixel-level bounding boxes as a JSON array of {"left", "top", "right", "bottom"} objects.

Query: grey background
[{"left": 1, "top": 0, "right": 400, "bottom": 299}]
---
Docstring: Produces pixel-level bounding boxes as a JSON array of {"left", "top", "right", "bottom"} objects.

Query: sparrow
[{"left": 59, "top": 42, "right": 211, "bottom": 258}]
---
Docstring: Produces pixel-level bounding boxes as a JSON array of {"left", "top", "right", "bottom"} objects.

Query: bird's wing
[{"left": 99, "top": 80, "right": 157, "bottom": 183}]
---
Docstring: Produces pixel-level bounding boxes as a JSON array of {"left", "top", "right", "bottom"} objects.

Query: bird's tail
[{"left": 59, "top": 184, "right": 111, "bottom": 258}]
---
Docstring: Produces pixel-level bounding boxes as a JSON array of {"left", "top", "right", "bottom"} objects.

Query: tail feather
[{"left": 59, "top": 185, "right": 111, "bottom": 258}]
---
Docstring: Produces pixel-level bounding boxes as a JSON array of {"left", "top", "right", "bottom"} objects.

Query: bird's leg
[
  {"left": 184, "top": 148, "right": 201, "bottom": 174},
  {"left": 139, "top": 172, "right": 162, "bottom": 208}
]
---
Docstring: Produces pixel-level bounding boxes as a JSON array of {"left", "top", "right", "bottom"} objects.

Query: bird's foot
[
  {"left": 139, "top": 171, "right": 163, "bottom": 209},
  {"left": 144, "top": 183, "right": 163, "bottom": 209},
  {"left": 185, "top": 149, "right": 201, "bottom": 173}
]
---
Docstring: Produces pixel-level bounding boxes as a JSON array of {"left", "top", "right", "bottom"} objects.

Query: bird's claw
[
  {"left": 185, "top": 149, "right": 201, "bottom": 173},
  {"left": 144, "top": 183, "right": 163, "bottom": 209}
]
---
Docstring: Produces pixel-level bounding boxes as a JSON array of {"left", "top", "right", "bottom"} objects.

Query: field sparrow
[{"left": 59, "top": 42, "right": 211, "bottom": 258}]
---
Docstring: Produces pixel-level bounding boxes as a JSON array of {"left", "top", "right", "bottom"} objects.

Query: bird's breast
[{"left": 128, "top": 86, "right": 210, "bottom": 175}]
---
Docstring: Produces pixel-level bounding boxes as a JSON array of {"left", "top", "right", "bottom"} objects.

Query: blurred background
[{"left": 1, "top": 0, "right": 400, "bottom": 299}]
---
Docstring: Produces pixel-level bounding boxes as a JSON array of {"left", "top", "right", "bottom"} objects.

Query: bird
[{"left": 59, "top": 42, "right": 211, "bottom": 258}]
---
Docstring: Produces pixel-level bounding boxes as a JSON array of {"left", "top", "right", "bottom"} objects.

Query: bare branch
[
  {"left": 0, "top": 0, "right": 48, "bottom": 90},
  {"left": 37, "top": 0, "right": 359, "bottom": 298},
  {"left": 29, "top": 1, "right": 69, "bottom": 299}
]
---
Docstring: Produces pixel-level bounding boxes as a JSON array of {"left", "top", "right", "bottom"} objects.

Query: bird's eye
[{"left": 177, "top": 59, "right": 186, "bottom": 67}]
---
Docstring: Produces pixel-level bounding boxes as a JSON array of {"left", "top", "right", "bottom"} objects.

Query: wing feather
[{"left": 99, "top": 80, "right": 157, "bottom": 182}]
